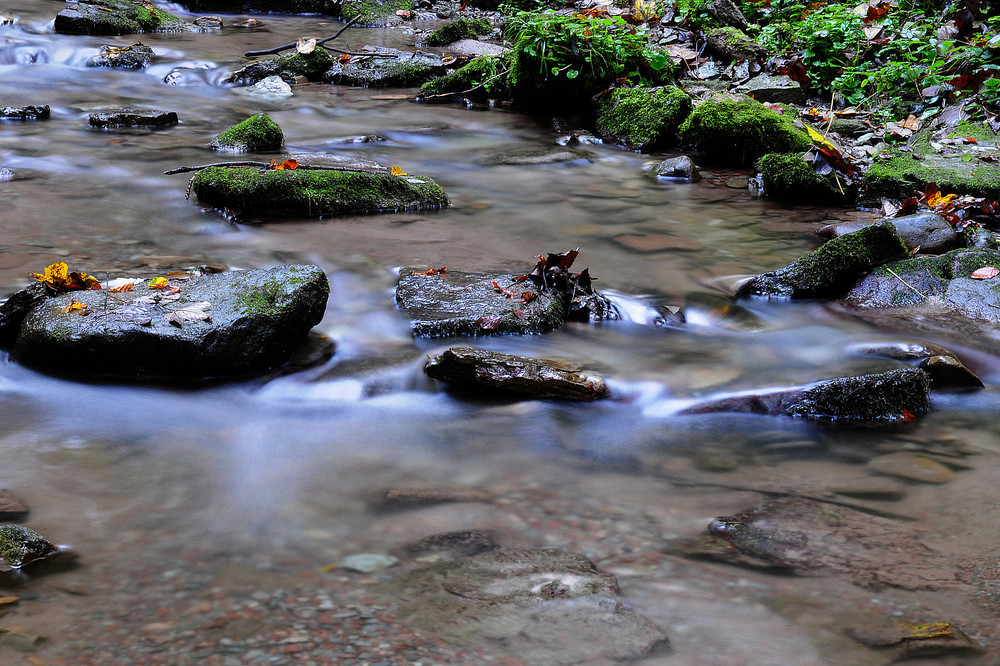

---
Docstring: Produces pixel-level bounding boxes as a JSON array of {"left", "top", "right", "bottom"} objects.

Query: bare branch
[
  {"left": 243, "top": 15, "right": 362, "bottom": 57},
  {"left": 165, "top": 161, "right": 390, "bottom": 175}
]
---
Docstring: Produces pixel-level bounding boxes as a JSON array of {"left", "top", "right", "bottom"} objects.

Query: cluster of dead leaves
[
  {"left": 268, "top": 158, "right": 298, "bottom": 171},
  {"left": 30, "top": 261, "right": 101, "bottom": 293},
  {"left": 887, "top": 182, "right": 1000, "bottom": 231}
]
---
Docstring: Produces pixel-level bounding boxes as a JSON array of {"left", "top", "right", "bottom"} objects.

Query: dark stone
[
  {"left": 89, "top": 108, "right": 178, "bottom": 129},
  {"left": 396, "top": 269, "right": 566, "bottom": 337},
  {"left": 54, "top": 0, "right": 186, "bottom": 35},
  {"left": 707, "top": 0, "right": 748, "bottom": 30},
  {"left": 9, "top": 265, "right": 330, "bottom": 380},
  {"left": 0, "top": 525, "right": 56, "bottom": 569},
  {"left": 649, "top": 155, "right": 700, "bottom": 181},
  {"left": 848, "top": 340, "right": 983, "bottom": 391},
  {"left": 86, "top": 42, "right": 155, "bottom": 69},
  {"left": 734, "top": 74, "right": 806, "bottom": 105},
  {"left": 425, "top": 346, "right": 610, "bottom": 400},
  {"left": 736, "top": 223, "right": 909, "bottom": 300},
  {"left": 960, "top": 225, "right": 999, "bottom": 250},
  {"left": 0, "top": 283, "right": 49, "bottom": 346},
  {"left": 324, "top": 49, "right": 448, "bottom": 87},
  {"left": 0, "top": 105, "right": 50, "bottom": 120},
  {"left": 225, "top": 48, "right": 334, "bottom": 86},
  {"left": 819, "top": 212, "right": 958, "bottom": 254},
  {"left": 827, "top": 118, "right": 870, "bottom": 138},
  {"left": 407, "top": 530, "right": 500, "bottom": 558},
  {"left": 706, "top": 27, "right": 766, "bottom": 62}
]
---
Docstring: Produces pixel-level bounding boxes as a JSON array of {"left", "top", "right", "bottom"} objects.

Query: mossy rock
[
  {"left": 859, "top": 124, "right": 1000, "bottom": 206},
  {"left": 54, "top": 0, "right": 186, "bottom": 35},
  {"left": 340, "top": 0, "right": 413, "bottom": 25},
  {"left": 0, "top": 525, "right": 57, "bottom": 569},
  {"left": 173, "top": 0, "right": 336, "bottom": 13},
  {"left": 191, "top": 166, "right": 449, "bottom": 218},
  {"left": 679, "top": 93, "right": 811, "bottom": 166},
  {"left": 757, "top": 152, "right": 852, "bottom": 203},
  {"left": 324, "top": 50, "right": 447, "bottom": 87},
  {"left": 419, "top": 54, "right": 512, "bottom": 102},
  {"left": 86, "top": 42, "right": 155, "bottom": 69},
  {"left": 211, "top": 113, "right": 283, "bottom": 152},
  {"left": 736, "top": 222, "right": 909, "bottom": 300},
  {"left": 706, "top": 27, "right": 766, "bottom": 62},
  {"left": 423, "top": 18, "right": 492, "bottom": 46},
  {"left": 594, "top": 86, "right": 692, "bottom": 151},
  {"left": 225, "top": 48, "right": 334, "bottom": 86}
]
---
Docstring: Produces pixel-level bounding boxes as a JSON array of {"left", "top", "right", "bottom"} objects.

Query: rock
[
  {"left": 649, "top": 155, "right": 701, "bottom": 181},
  {"left": 340, "top": 0, "right": 414, "bottom": 26},
  {"left": 422, "top": 18, "right": 491, "bottom": 46},
  {"left": 681, "top": 368, "right": 932, "bottom": 424},
  {"left": 960, "top": 225, "right": 999, "bottom": 250},
  {"left": 706, "top": 27, "right": 766, "bottom": 63},
  {"left": 191, "top": 166, "right": 448, "bottom": 218},
  {"left": 0, "top": 628, "right": 45, "bottom": 653},
  {"left": 86, "top": 42, "right": 155, "bottom": 69},
  {"left": 867, "top": 452, "right": 957, "bottom": 484},
  {"left": 376, "top": 486, "right": 491, "bottom": 511},
  {"left": 593, "top": 86, "right": 692, "bottom": 152},
  {"left": 9, "top": 265, "right": 329, "bottom": 380},
  {"left": 679, "top": 93, "right": 811, "bottom": 166},
  {"left": 0, "top": 282, "right": 49, "bottom": 346},
  {"left": 0, "top": 491, "right": 29, "bottom": 521},
  {"left": 480, "top": 146, "right": 592, "bottom": 166},
  {"left": 844, "top": 615, "right": 982, "bottom": 659},
  {"left": 425, "top": 346, "right": 610, "bottom": 400},
  {"left": 54, "top": 0, "right": 186, "bottom": 35},
  {"left": 407, "top": 530, "right": 500, "bottom": 558},
  {"left": 388, "top": 548, "right": 670, "bottom": 662},
  {"left": 225, "top": 48, "right": 333, "bottom": 86},
  {"left": 418, "top": 54, "right": 510, "bottom": 103},
  {"left": 0, "top": 524, "right": 58, "bottom": 569},
  {"left": 0, "top": 105, "right": 50, "bottom": 120},
  {"left": 445, "top": 39, "right": 507, "bottom": 57},
  {"left": 339, "top": 553, "right": 399, "bottom": 573},
  {"left": 685, "top": 497, "right": 956, "bottom": 589},
  {"left": 820, "top": 212, "right": 958, "bottom": 254},
  {"left": 324, "top": 49, "right": 448, "bottom": 87},
  {"left": 848, "top": 340, "right": 983, "bottom": 390},
  {"left": 191, "top": 15, "right": 223, "bottom": 29},
  {"left": 210, "top": 113, "right": 283, "bottom": 152},
  {"left": 0, "top": 167, "right": 13, "bottom": 181},
  {"left": 827, "top": 118, "right": 870, "bottom": 138},
  {"left": 89, "top": 108, "right": 178, "bottom": 129},
  {"left": 174, "top": 0, "right": 335, "bottom": 13},
  {"left": 395, "top": 269, "right": 566, "bottom": 337},
  {"left": 246, "top": 75, "right": 293, "bottom": 98},
  {"left": 737, "top": 222, "right": 909, "bottom": 299},
  {"left": 707, "top": 0, "right": 748, "bottom": 30},
  {"left": 757, "top": 152, "right": 851, "bottom": 203},
  {"left": 734, "top": 74, "right": 806, "bottom": 105}
]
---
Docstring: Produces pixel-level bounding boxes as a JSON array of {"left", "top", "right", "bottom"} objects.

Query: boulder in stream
[
  {"left": 422, "top": 18, "right": 492, "bottom": 46},
  {"left": 648, "top": 155, "right": 701, "bottom": 181},
  {"left": 386, "top": 548, "right": 670, "bottom": 663},
  {"left": 0, "top": 105, "right": 50, "bottom": 121},
  {"left": 190, "top": 165, "right": 449, "bottom": 218},
  {"left": 0, "top": 524, "right": 65, "bottom": 586},
  {"left": 424, "top": 346, "right": 609, "bottom": 400},
  {"left": 86, "top": 42, "right": 156, "bottom": 69},
  {"left": 818, "top": 212, "right": 959, "bottom": 254},
  {"left": 225, "top": 48, "right": 333, "bottom": 86},
  {"left": 418, "top": 54, "right": 511, "bottom": 103},
  {"left": 848, "top": 340, "right": 983, "bottom": 391},
  {"left": 54, "top": 0, "right": 186, "bottom": 35},
  {"left": 89, "top": 108, "right": 178, "bottom": 129},
  {"left": 736, "top": 222, "right": 909, "bottom": 300},
  {"left": 757, "top": 152, "right": 853, "bottom": 204},
  {"left": 594, "top": 86, "right": 692, "bottom": 152},
  {"left": 6, "top": 265, "right": 329, "bottom": 380},
  {"left": 323, "top": 49, "right": 448, "bottom": 87},
  {"left": 210, "top": 113, "right": 283, "bottom": 152}
]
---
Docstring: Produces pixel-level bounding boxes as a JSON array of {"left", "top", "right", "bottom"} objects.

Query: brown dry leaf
[
  {"left": 900, "top": 114, "right": 921, "bottom": 131},
  {"left": 166, "top": 301, "right": 211, "bottom": 326},
  {"left": 665, "top": 44, "right": 699, "bottom": 62},
  {"left": 971, "top": 266, "right": 999, "bottom": 280}
]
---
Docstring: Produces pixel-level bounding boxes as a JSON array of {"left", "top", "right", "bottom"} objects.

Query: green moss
[
  {"left": 0, "top": 524, "right": 52, "bottom": 567},
  {"left": 679, "top": 93, "right": 811, "bottom": 165},
  {"left": 191, "top": 166, "right": 450, "bottom": 218},
  {"left": 238, "top": 280, "right": 291, "bottom": 316},
  {"left": 424, "top": 18, "right": 492, "bottom": 46},
  {"left": 419, "top": 54, "right": 512, "bottom": 101},
  {"left": 594, "top": 86, "right": 692, "bottom": 151},
  {"left": 757, "top": 152, "right": 850, "bottom": 203},
  {"left": 211, "top": 113, "right": 283, "bottom": 152},
  {"left": 55, "top": 0, "right": 186, "bottom": 35},
  {"left": 340, "top": 0, "right": 413, "bottom": 25}
]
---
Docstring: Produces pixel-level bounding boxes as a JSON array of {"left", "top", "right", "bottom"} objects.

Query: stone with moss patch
[
  {"left": 225, "top": 48, "right": 334, "bottom": 86},
  {"left": 423, "top": 18, "right": 492, "bottom": 46},
  {"left": 55, "top": 0, "right": 186, "bottom": 35},
  {"left": 706, "top": 27, "right": 766, "bottom": 62},
  {"left": 594, "top": 86, "right": 692, "bottom": 152},
  {"left": 679, "top": 93, "right": 811, "bottom": 166},
  {"left": 86, "top": 42, "right": 155, "bottom": 69},
  {"left": 757, "top": 152, "right": 851, "bottom": 203},
  {"left": 418, "top": 54, "right": 512, "bottom": 102},
  {"left": 340, "top": 0, "right": 413, "bottom": 26},
  {"left": 324, "top": 50, "right": 447, "bottom": 87},
  {"left": 0, "top": 525, "right": 57, "bottom": 569},
  {"left": 191, "top": 166, "right": 449, "bottom": 218},
  {"left": 737, "top": 222, "right": 909, "bottom": 300},
  {"left": 211, "top": 113, "right": 283, "bottom": 152}
]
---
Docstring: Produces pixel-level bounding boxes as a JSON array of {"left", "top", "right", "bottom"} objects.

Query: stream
[{"left": 3, "top": 4, "right": 1000, "bottom": 664}]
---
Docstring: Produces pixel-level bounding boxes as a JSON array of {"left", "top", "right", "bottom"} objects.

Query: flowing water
[{"left": 3, "top": 5, "right": 1000, "bottom": 665}]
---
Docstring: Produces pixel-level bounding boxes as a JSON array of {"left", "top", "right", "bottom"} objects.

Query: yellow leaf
[
  {"left": 148, "top": 277, "right": 169, "bottom": 289},
  {"left": 30, "top": 261, "right": 69, "bottom": 285},
  {"left": 390, "top": 165, "right": 407, "bottom": 176},
  {"left": 30, "top": 262, "right": 101, "bottom": 292},
  {"left": 61, "top": 299, "right": 87, "bottom": 313},
  {"left": 804, "top": 124, "right": 838, "bottom": 152}
]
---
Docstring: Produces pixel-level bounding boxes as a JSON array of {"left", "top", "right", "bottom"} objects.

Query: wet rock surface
[
  {"left": 225, "top": 48, "right": 333, "bottom": 86},
  {"left": 323, "top": 49, "right": 447, "bottom": 87},
  {"left": 0, "top": 491, "right": 29, "bottom": 521},
  {"left": 820, "top": 212, "right": 959, "bottom": 254},
  {"left": 424, "top": 346, "right": 610, "bottom": 400},
  {"left": 89, "top": 108, "right": 178, "bottom": 129},
  {"left": 396, "top": 269, "right": 566, "bottom": 337},
  {"left": 54, "top": 0, "right": 186, "bottom": 35},
  {"left": 86, "top": 42, "right": 155, "bottom": 69},
  {"left": 210, "top": 113, "right": 283, "bottom": 152},
  {"left": 0, "top": 105, "right": 50, "bottom": 120},
  {"left": 387, "top": 548, "right": 670, "bottom": 663},
  {"left": 649, "top": 155, "right": 700, "bottom": 181},
  {"left": 849, "top": 340, "right": 984, "bottom": 390},
  {"left": 8, "top": 265, "right": 329, "bottom": 380},
  {"left": 480, "top": 146, "right": 592, "bottom": 166}
]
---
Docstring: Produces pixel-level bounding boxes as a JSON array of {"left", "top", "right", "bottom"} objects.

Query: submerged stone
[
  {"left": 225, "top": 48, "right": 333, "bottom": 86},
  {"left": 395, "top": 269, "right": 566, "bottom": 337},
  {"left": 0, "top": 105, "right": 50, "bottom": 120},
  {"left": 848, "top": 340, "right": 983, "bottom": 391},
  {"left": 324, "top": 49, "right": 447, "bottom": 87},
  {"left": 210, "top": 113, "right": 283, "bottom": 152},
  {"left": 480, "top": 146, "right": 592, "bottom": 166},
  {"left": 649, "top": 155, "right": 701, "bottom": 181},
  {"left": 0, "top": 491, "right": 28, "bottom": 521},
  {"left": 736, "top": 222, "right": 909, "bottom": 300},
  {"left": 594, "top": 86, "right": 692, "bottom": 152},
  {"left": 867, "top": 452, "right": 957, "bottom": 484},
  {"left": 54, "top": 0, "right": 186, "bottom": 35},
  {"left": 424, "top": 346, "right": 609, "bottom": 400},
  {"left": 86, "top": 42, "right": 155, "bottom": 69},
  {"left": 191, "top": 166, "right": 449, "bottom": 218},
  {"left": 423, "top": 18, "right": 492, "bottom": 46},
  {"left": 89, "top": 108, "right": 178, "bottom": 129},
  {"left": 9, "top": 265, "right": 329, "bottom": 380}
]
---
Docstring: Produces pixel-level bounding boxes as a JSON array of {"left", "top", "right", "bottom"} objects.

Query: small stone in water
[
  {"left": 866, "top": 452, "right": 956, "bottom": 484},
  {"left": 337, "top": 553, "right": 399, "bottom": 573}
]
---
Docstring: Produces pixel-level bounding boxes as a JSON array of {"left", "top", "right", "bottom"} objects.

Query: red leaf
[
  {"left": 900, "top": 406, "right": 916, "bottom": 423},
  {"left": 476, "top": 315, "right": 501, "bottom": 330},
  {"left": 520, "top": 291, "right": 537, "bottom": 303},
  {"left": 512, "top": 309, "right": 528, "bottom": 320},
  {"left": 971, "top": 266, "right": 999, "bottom": 279}
]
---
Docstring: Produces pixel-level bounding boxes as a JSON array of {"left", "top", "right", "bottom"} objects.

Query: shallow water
[{"left": 3, "top": 5, "right": 1000, "bottom": 665}]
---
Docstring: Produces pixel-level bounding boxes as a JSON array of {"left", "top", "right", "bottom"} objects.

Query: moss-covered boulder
[
  {"left": 594, "top": 86, "right": 692, "bottom": 152},
  {"left": 423, "top": 18, "right": 492, "bottom": 46},
  {"left": 757, "top": 152, "right": 851, "bottom": 203},
  {"left": 173, "top": 0, "right": 336, "bottom": 13},
  {"left": 225, "top": 48, "right": 334, "bottom": 86},
  {"left": 736, "top": 222, "right": 909, "bottom": 300},
  {"left": 8, "top": 265, "right": 329, "bottom": 380},
  {"left": 418, "top": 54, "right": 512, "bottom": 102},
  {"left": 86, "top": 42, "right": 155, "bottom": 69},
  {"left": 0, "top": 525, "right": 57, "bottom": 569},
  {"left": 679, "top": 93, "right": 811, "bottom": 165},
  {"left": 191, "top": 166, "right": 449, "bottom": 218},
  {"left": 54, "top": 0, "right": 186, "bottom": 35},
  {"left": 211, "top": 113, "right": 283, "bottom": 152},
  {"left": 706, "top": 27, "right": 767, "bottom": 62},
  {"left": 395, "top": 269, "right": 566, "bottom": 337},
  {"left": 340, "top": 0, "right": 413, "bottom": 25},
  {"left": 324, "top": 50, "right": 447, "bottom": 87}
]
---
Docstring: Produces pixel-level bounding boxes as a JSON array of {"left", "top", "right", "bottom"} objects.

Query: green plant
[{"left": 796, "top": 3, "right": 865, "bottom": 91}]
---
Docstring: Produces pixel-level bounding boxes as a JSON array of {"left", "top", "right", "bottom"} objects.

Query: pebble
[{"left": 866, "top": 452, "right": 957, "bottom": 484}]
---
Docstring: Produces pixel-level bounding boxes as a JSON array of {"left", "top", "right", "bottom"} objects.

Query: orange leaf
[
  {"left": 61, "top": 299, "right": 87, "bottom": 313},
  {"left": 108, "top": 282, "right": 134, "bottom": 293},
  {"left": 520, "top": 291, "right": 537, "bottom": 303},
  {"left": 900, "top": 406, "right": 916, "bottom": 423},
  {"left": 30, "top": 262, "right": 101, "bottom": 293},
  {"left": 339, "top": 54, "right": 351, "bottom": 63},
  {"left": 900, "top": 114, "right": 921, "bottom": 131},
  {"left": 971, "top": 266, "right": 999, "bottom": 279},
  {"left": 148, "top": 277, "right": 169, "bottom": 289},
  {"left": 420, "top": 267, "right": 446, "bottom": 275},
  {"left": 390, "top": 165, "right": 407, "bottom": 176}
]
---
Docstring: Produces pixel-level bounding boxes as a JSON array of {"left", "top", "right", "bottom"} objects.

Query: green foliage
[
  {"left": 419, "top": 54, "right": 512, "bottom": 100},
  {"left": 795, "top": 3, "right": 865, "bottom": 90}
]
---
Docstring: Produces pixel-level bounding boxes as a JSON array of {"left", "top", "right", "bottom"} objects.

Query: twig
[
  {"left": 420, "top": 67, "right": 512, "bottom": 100},
  {"left": 165, "top": 161, "right": 390, "bottom": 175},
  {"left": 886, "top": 267, "right": 927, "bottom": 300},
  {"left": 243, "top": 15, "right": 361, "bottom": 57},
  {"left": 325, "top": 47, "right": 399, "bottom": 57}
]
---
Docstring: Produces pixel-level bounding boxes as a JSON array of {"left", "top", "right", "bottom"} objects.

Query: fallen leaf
[
  {"left": 900, "top": 406, "right": 916, "bottom": 422},
  {"left": 339, "top": 54, "right": 351, "bottom": 63},
  {"left": 900, "top": 114, "right": 921, "bottom": 131},
  {"left": 390, "top": 165, "right": 407, "bottom": 176},
  {"left": 395, "top": 9, "right": 411, "bottom": 17},
  {"left": 520, "top": 291, "right": 537, "bottom": 303},
  {"left": 492, "top": 281, "right": 518, "bottom": 298},
  {"left": 107, "top": 277, "right": 138, "bottom": 292},
  {"left": 166, "top": 301, "right": 211, "bottom": 326},
  {"left": 30, "top": 261, "right": 101, "bottom": 293},
  {"left": 61, "top": 299, "right": 87, "bottom": 313},
  {"left": 512, "top": 308, "right": 528, "bottom": 320},
  {"left": 476, "top": 315, "right": 501, "bottom": 330},
  {"left": 295, "top": 37, "right": 317, "bottom": 54},
  {"left": 420, "top": 267, "right": 447, "bottom": 275},
  {"left": 148, "top": 277, "right": 169, "bottom": 289},
  {"left": 971, "top": 266, "right": 999, "bottom": 279}
]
